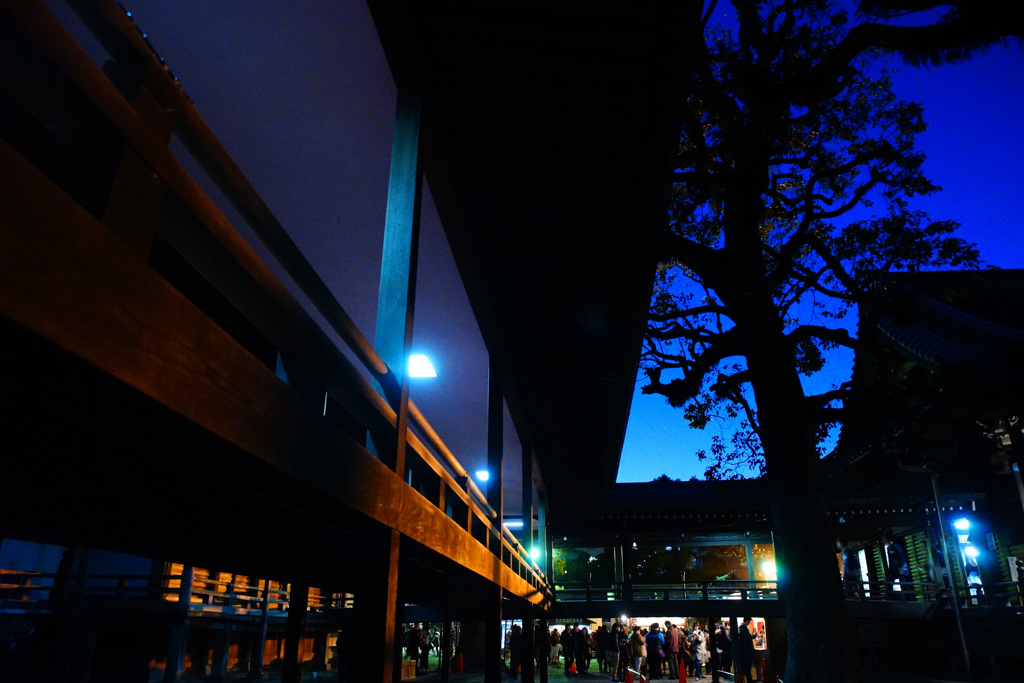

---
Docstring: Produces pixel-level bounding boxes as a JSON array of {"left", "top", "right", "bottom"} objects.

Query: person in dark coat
[
  {"left": 736, "top": 617, "right": 755, "bottom": 683},
  {"left": 561, "top": 625, "right": 577, "bottom": 677},
  {"left": 718, "top": 625, "right": 733, "bottom": 674},
  {"left": 509, "top": 624, "right": 523, "bottom": 679}
]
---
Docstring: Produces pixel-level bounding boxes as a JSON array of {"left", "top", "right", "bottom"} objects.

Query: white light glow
[
  {"left": 965, "top": 545, "right": 980, "bottom": 558},
  {"left": 475, "top": 470, "right": 490, "bottom": 482},
  {"left": 954, "top": 518, "right": 970, "bottom": 531},
  {"left": 762, "top": 560, "right": 778, "bottom": 582},
  {"left": 408, "top": 354, "right": 437, "bottom": 378},
  {"left": 505, "top": 520, "right": 524, "bottom": 529}
]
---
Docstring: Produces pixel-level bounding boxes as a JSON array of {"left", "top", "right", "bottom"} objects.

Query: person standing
[
  {"left": 608, "top": 623, "right": 623, "bottom": 681},
  {"left": 645, "top": 623, "right": 665, "bottom": 680},
  {"left": 509, "top": 624, "right": 523, "bottom": 680},
  {"left": 692, "top": 630, "right": 708, "bottom": 680},
  {"left": 575, "top": 626, "right": 592, "bottom": 674},
  {"left": 718, "top": 625, "right": 732, "bottom": 675},
  {"left": 883, "top": 528, "right": 911, "bottom": 600},
  {"left": 629, "top": 625, "right": 646, "bottom": 675},
  {"left": 664, "top": 622, "right": 680, "bottom": 679},
  {"left": 561, "top": 625, "right": 577, "bottom": 677},
  {"left": 594, "top": 625, "right": 609, "bottom": 672},
  {"left": 735, "top": 617, "right": 755, "bottom": 683},
  {"left": 837, "top": 538, "right": 860, "bottom": 598},
  {"left": 419, "top": 623, "right": 431, "bottom": 672}
]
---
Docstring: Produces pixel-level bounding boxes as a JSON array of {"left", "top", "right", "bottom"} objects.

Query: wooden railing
[
  {"left": 0, "top": 0, "right": 547, "bottom": 601},
  {"left": 0, "top": 571, "right": 354, "bottom": 617},
  {"left": 552, "top": 578, "right": 1024, "bottom": 608}
]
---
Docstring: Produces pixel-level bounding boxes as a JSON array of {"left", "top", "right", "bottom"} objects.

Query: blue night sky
[{"left": 617, "top": 39, "right": 1024, "bottom": 483}]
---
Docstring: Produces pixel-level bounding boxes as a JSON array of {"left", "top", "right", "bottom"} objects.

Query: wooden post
[
  {"left": 484, "top": 585, "right": 503, "bottom": 683},
  {"left": 247, "top": 579, "right": 271, "bottom": 679},
  {"left": 282, "top": 583, "right": 309, "bottom": 683},
  {"left": 352, "top": 527, "right": 403, "bottom": 683},
  {"left": 538, "top": 613, "right": 549, "bottom": 683},
  {"left": 522, "top": 603, "right": 535, "bottom": 683},
  {"left": 209, "top": 623, "right": 233, "bottom": 683},
  {"left": 371, "top": 87, "right": 422, "bottom": 476},
  {"left": 164, "top": 566, "right": 194, "bottom": 683},
  {"left": 487, "top": 351, "right": 503, "bottom": 552},
  {"left": 440, "top": 615, "right": 452, "bottom": 683}
]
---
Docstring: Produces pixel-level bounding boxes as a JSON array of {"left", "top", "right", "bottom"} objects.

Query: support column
[
  {"left": 209, "top": 624, "right": 233, "bottom": 683},
  {"left": 484, "top": 586, "right": 503, "bottom": 683},
  {"left": 164, "top": 565, "right": 193, "bottom": 683},
  {"left": 247, "top": 579, "right": 271, "bottom": 679},
  {"left": 538, "top": 493, "right": 550, "bottom": 579},
  {"left": 371, "top": 87, "right": 423, "bottom": 476},
  {"left": 282, "top": 583, "right": 309, "bottom": 683},
  {"left": 487, "top": 351, "right": 504, "bottom": 548},
  {"left": 522, "top": 605, "right": 535, "bottom": 683},
  {"left": 538, "top": 613, "right": 548, "bottom": 683},
  {"left": 522, "top": 443, "right": 534, "bottom": 558},
  {"left": 440, "top": 614, "right": 453, "bottom": 683},
  {"left": 352, "top": 528, "right": 403, "bottom": 683}
]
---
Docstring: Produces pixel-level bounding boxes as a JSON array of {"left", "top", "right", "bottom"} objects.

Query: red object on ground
[
  {"left": 625, "top": 670, "right": 634, "bottom": 683},
  {"left": 569, "top": 662, "right": 577, "bottom": 674},
  {"left": 456, "top": 654, "right": 463, "bottom": 673},
  {"left": 678, "top": 664, "right": 688, "bottom": 683}
]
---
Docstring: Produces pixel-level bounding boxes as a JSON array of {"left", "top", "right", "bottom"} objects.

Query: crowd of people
[
  {"left": 524, "top": 617, "right": 760, "bottom": 682},
  {"left": 403, "top": 623, "right": 442, "bottom": 674}
]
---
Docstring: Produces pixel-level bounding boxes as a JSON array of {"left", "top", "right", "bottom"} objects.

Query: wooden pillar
[
  {"left": 209, "top": 623, "right": 233, "bottom": 683},
  {"left": 370, "top": 87, "right": 423, "bottom": 475},
  {"left": 352, "top": 528, "right": 403, "bottom": 683},
  {"left": 484, "top": 586, "right": 503, "bottom": 683},
  {"left": 58, "top": 546, "right": 90, "bottom": 683},
  {"left": 487, "top": 351, "right": 503, "bottom": 550},
  {"left": 440, "top": 615, "right": 453, "bottom": 683},
  {"left": 163, "top": 566, "right": 194, "bottom": 683},
  {"left": 282, "top": 583, "right": 309, "bottom": 683},
  {"left": 522, "top": 443, "right": 534, "bottom": 559},
  {"left": 247, "top": 579, "right": 271, "bottom": 678},
  {"left": 538, "top": 493, "right": 551, "bottom": 579},
  {"left": 537, "top": 613, "right": 548, "bottom": 683},
  {"left": 522, "top": 604, "right": 535, "bottom": 683}
]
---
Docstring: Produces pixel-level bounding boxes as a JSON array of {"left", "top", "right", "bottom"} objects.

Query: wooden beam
[{"left": 0, "top": 140, "right": 548, "bottom": 605}]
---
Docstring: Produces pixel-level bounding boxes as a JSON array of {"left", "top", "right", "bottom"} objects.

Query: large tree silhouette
[{"left": 640, "top": 2, "right": 984, "bottom": 680}]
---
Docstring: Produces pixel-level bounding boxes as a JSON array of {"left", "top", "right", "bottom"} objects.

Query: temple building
[{"left": 1, "top": 1, "right": 1022, "bottom": 682}]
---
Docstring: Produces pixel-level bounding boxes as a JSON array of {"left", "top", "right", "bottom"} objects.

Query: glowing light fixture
[
  {"left": 964, "top": 545, "right": 980, "bottom": 559},
  {"left": 475, "top": 470, "right": 490, "bottom": 482},
  {"left": 530, "top": 547, "right": 541, "bottom": 561},
  {"left": 408, "top": 354, "right": 437, "bottom": 378},
  {"left": 505, "top": 519, "right": 524, "bottom": 529},
  {"left": 953, "top": 518, "right": 970, "bottom": 531},
  {"left": 762, "top": 560, "right": 778, "bottom": 582}
]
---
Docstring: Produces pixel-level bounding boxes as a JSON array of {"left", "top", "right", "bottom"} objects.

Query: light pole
[{"left": 898, "top": 462, "right": 971, "bottom": 680}]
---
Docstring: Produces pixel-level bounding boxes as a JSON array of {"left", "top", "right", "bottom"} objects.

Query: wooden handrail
[{"left": 4, "top": 0, "right": 542, "bottom": 592}]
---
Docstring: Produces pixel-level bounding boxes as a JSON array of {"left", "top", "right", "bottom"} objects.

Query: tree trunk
[{"left": 749, "top": 349, "right": 863, "bottom": 683}]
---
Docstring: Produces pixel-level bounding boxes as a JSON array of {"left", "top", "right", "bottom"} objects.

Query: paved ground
[{"left": 187, "top": 657, "right": 1014, "bottom": 683}]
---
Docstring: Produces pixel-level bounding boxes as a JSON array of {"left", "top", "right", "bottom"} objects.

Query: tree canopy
[
  {"left": 638, "top": 1, "right": 1005, "bottom": 679},
  {"left": 641, "top": 0, "right": 981, "bottom": 480}
]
